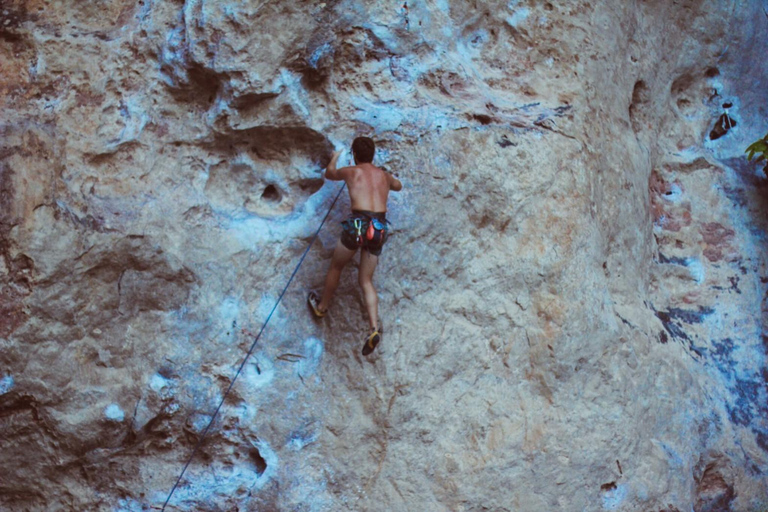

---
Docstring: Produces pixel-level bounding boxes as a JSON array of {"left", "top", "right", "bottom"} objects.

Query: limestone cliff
[{"left": 2, "top": 0, "right": 768, "bottom": 510}]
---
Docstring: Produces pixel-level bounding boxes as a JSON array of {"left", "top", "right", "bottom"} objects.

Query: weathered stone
[{"left": 1, "top": 0, "right": 768, "bottom": 511}]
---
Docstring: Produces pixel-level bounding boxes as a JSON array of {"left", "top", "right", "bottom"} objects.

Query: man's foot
[
  {"left": 362, "top": 328, "right": 381, "bottom": 356},
  {"left": 307, "top": 291, "right": 326, "bottom": 318}
]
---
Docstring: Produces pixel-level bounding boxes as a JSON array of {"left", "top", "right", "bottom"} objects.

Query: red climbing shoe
[
  {"left": 362, "top": 328, "right": 381, "bottom": 356},
  {"left": 307, "top": 291, "right": 326, "bottom": 318}
]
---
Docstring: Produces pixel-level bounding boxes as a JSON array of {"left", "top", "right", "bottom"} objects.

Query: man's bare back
[{"left": 325, "top": 154, "right": 402, "bottom": 212}]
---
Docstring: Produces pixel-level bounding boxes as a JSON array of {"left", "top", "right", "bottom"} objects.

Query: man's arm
[
  {"left": 324, "top": 151, "right": 342, "bottom": 180},
  {"left": 324, "top": 151, "right": 356, "bottom": 181},
  {"left": 387, "top": 171, "right": 403, "bottom": 192}
]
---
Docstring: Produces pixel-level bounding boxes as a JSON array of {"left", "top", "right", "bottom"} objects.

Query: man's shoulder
[
  {"left": 351, "top": 163, "right": 385, "bottom": 175},
  {"left": 338, "top": 164, "right": 361, "bottom": 176},
  {"left": 366, "top": 164, "right": 387, "bottom": 174}
]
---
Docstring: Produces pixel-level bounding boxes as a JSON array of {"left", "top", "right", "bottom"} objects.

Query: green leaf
[
  {"left": 746, "top": 132, "right": 768, "bottom": 163},
  {"left": 746, "top": 140, "right": 768, "bottom": 161}
]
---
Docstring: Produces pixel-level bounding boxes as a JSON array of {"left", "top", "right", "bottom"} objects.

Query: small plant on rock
[{"left": 746, "top": 132, "right": 768, "bottom": 173}]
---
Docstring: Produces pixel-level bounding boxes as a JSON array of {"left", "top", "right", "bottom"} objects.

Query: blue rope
[{"left": 161, "top": 183, "right": 346, "bottom": 510}]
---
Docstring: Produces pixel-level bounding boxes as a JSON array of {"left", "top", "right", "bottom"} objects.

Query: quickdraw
[
  {"left": 353, "top": 217, "right": 387, "bottom": 247},
  {"left": 354, "top": 218, "right": 364, "bottom": 246}
]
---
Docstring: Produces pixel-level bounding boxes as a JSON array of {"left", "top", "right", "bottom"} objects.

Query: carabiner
[{"left": 354, "top": 218, "right": 364, "bottom": 246}]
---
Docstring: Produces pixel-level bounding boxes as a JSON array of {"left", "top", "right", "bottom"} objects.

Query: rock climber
[{"left": 308, "top": 136, "right": 402, "bottom": 356}]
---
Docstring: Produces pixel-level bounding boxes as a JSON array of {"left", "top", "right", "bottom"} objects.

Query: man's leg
[
  {"left": 318, "top": 240, "right": 357, "bottom": 312},
  {"left": 358, "top": 249, "right": 379, "bottom": 330}
]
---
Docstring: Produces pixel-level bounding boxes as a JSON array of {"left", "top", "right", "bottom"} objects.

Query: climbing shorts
[{"left": 340, "top": 210, "right": 389, "bottom": 256}]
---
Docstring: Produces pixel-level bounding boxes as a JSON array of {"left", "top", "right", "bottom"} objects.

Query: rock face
[{"left": 2, "top": 0, "right": 768, "bottom": 510}]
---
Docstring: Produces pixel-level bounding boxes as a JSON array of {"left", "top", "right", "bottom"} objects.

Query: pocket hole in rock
[
  {"left": 629, "top": 80, "right": 649, "bottom": 133},
  {"left": 705, "top": 67, "right": 720, "bottom": 78},
  {"left": 261, "top": 184, "right": 282, "bottom": 203},
  {"left": 250, "top": 447, "right": 267, "bottom": 477},
  {"left": 472, "top": 113, "right": 493, "bottom": 125},
  {"left": 709, "top": 113, "right": 736, "bottom": 140}
]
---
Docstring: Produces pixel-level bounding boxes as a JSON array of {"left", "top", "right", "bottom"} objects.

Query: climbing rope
[{"left": 161, "top": 183, "right": 346, "bottom": 511}]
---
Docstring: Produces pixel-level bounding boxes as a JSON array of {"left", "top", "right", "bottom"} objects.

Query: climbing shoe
[
  {"left": 362, "top": 329, "right": 381, "bottom": 356},
  {"left": 307, "top": 291, "right": 326, "bottom": 318}
]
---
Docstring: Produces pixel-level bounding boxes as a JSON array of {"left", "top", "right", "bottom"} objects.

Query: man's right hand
[
  {"left": 387, "top": 171, "right": 403, "bottom": 192},
  {"left": 325, "top": 150, "right": 344, "bottom": 180}
]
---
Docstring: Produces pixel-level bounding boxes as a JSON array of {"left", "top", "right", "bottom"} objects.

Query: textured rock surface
[{"left": 2, "top": 0, "right": 768, "bottom": 510}]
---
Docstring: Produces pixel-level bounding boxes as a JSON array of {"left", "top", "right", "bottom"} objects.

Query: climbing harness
[
  {"left": 345, "top": 214, "right": 388, "bottom": 250},
  {"left": 160, "top": 183, "right": 346, "bottom": 511}
]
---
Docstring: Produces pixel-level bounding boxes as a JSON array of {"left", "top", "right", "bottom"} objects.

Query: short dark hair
[{"left": 352, "top": 137, "right": 375, "bottom": 163}]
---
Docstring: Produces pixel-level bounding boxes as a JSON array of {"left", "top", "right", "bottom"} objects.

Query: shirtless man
[{"left": 308, "top": 137, "right": 402, "bottom": 356}]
